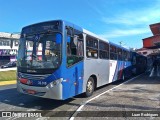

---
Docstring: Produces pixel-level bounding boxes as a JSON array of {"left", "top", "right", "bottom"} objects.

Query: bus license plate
[{"left": 27, "top": 89, "right": 36, "bottom": 95}]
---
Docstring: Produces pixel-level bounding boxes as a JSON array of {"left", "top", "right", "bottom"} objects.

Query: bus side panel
[
  {"left": 110, "top": 60, "right": 132, "bottom": 82},
  {"left": 83, "top": 59, "right": 110, "bottom": 92},
  {"left": 113, "top": 60, "right": 124, "bottom": 81},
  {"left": 123, "top": 61, "right": 132, "bottom": 78},
  {"left": 61, "top": 61, "right": 84, "bottom": 100},
  {"left": 136, "top": 55, "right": 147, "bottom": 74},
  {"left": 109, "top": 60, "right": 118, "bottom": 83}
]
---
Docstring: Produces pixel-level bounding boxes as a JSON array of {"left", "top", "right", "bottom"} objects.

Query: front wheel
[{"left": 85, "top": 77, "right": 95, "bottom": 97}]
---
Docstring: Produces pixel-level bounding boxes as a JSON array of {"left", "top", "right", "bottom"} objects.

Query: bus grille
[{"left": 18, "top": 72, "right": 51, "bottom": 80}]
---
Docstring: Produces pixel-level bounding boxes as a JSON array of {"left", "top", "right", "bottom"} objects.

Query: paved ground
[
  {"left": 74, "top": 73, "right": 160, "bottom": 120},
  {"left": 0, "top": 71, "right": 159, "bottom": 120},
  {"left": 0, "top": 76, "right": 125, "bottom": 120}
]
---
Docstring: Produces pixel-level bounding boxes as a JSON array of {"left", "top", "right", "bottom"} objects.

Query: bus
[{"left": 17, "top": 20, "right": 147, "bottom": 100}]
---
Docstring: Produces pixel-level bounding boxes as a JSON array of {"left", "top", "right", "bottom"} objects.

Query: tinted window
[
  {"left": 66, "top": 28, "right": 84, "bottom": 67},
  {"left": 110, "top": 45, "right": 117, "bottom": 60},
  {"left": 117, "top": 48, "right": 122, "bottom": 60},
  {"left": 86, "top": 35, "right": 98, "bottom": 58},
  {"left": 122, "top": 50, "right": 130, "bottom": 61},
  {"left": 99, "top": 41, "right": 109, "bottom": 59}
]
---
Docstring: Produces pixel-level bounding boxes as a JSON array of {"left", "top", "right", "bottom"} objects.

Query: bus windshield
[{"left": 17, "top": 32, "right": 62, "bottom": 69}]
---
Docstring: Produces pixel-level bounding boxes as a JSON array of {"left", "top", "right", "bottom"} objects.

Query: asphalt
[
  {"left": 0, "top": 70, "right": 159, "bottom": 120},
  {"left": 74, "top": 73, "right": 160, "bottom": 120},
  {"left": 0, "top": 75, "right": 132, "bottom": 120}
]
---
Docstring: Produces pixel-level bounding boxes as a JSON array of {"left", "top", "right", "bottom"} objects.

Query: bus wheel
[
  {"left": 85, "top": 77, "right": 95, "bottom": 97},
  {"left": 122, "top": 74, "right": 125, "bottom": 80}
]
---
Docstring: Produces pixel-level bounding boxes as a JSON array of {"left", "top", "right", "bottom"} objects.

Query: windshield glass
[{"left": 17, "top": 33, "right": 62, "bottom": 69}]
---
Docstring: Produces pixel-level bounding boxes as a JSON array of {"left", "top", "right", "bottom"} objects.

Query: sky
[{"left": 0, "top": 0, "right": 160, "bottom": 49}]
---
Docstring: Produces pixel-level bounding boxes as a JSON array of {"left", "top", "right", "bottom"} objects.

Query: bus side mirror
[{"left": 56, "top": 33, "right": 62, "bottom": 44}]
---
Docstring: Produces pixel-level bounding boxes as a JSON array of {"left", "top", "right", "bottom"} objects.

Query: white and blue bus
[{"left": 17, "top": 20, "right": 147, "bottom": 100}]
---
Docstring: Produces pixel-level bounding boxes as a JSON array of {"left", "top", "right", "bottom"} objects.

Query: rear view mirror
[{"left": 56, "top": 33, "right": 62, "bottom": 44}]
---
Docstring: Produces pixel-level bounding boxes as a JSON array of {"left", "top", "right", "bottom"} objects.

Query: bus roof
[
  {"left": 109, "top": 42, "right": 130, "bottom": 51},
  {"left": 63, "top": 20, "right": 109, "bottom": 42},
  {"left": 64, "top": 20, "right": 130, "bottom": 52},
  {"left": 22, "top": 19, "right": 130, "bottom": 52}
]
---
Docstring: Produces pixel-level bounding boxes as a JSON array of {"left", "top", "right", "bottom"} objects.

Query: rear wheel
[
  {"left": 85, "top": 77, "right": 95, "bottom": 97},
  {"left": 122, "top": 74, "right": 125, "bottom": 80}
]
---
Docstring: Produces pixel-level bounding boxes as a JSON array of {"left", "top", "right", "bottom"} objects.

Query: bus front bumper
[{"left": 17, "top": 79, "right": 63, "bottom": 100}]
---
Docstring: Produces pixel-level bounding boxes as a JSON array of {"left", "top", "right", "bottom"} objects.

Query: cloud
[
  {"left": 98, "top": 28, "right": 151, "bottom": 38},
  {"left": 102, "top": 4, "right": 160, "bottom": 26},
  {"left": 86, "top": 0, "right": 104, "bottom": 16},
  {"left": 99, "top": 0, "right": 160, "bottom": 39},
  {"left": 86, "top": 0, "right": 160, "bottom": 40}
]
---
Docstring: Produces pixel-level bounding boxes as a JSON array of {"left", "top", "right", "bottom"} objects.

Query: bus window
[
  {"left": 127, "top": 51, "right": 130, "bottom": 61},
  {"left": 110, "top": 45, "right": 117, "bottom": 60},
  {"left": 117, "top": 48, "right": 122, "bottom": 61},
  {"left": 122, "top": 50, "right": 128, "bottom": 61},
  {"left": 66, "top": 28, "right": 84, "bottom": 67},
  {"left": 99, "top": 41, "right": 109, "bottom": 59},
  {"left": 86, "top": 35, "right": 98, "bottom": 58},
  {"left": 123, "top": 50, "right": 130, "bottom": 61}
]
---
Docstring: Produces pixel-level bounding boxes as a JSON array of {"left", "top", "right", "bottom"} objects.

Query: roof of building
[{"left": 0, "top": 32, "right": 20, "bottom": 39}]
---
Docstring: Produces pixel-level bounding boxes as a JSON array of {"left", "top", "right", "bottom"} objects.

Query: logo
[
  {"left": 2, "top": 112, "right": 11, "bottom": 117},
  {"left": 34, "top": 34, "right": 40, "bottom": 41}
]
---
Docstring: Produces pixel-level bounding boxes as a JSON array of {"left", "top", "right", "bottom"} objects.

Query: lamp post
[
  {"left": 9, "top": 32, "right": 20, "bottom": 60},
  {"left": 10, "top": 33, "right": 13, "bottom": 49}
]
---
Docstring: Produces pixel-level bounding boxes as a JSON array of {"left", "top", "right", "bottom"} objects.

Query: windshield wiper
[{"left": 32, "top": 54, "right": 38, "bottom": 59}]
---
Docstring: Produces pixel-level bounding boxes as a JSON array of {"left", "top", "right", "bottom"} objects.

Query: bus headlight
[
  {"left": 53, "top": 80, "right": 60, "bottom": 85},
  {"left": 47, "top": 79, "right": 62, "bottom": 88}
]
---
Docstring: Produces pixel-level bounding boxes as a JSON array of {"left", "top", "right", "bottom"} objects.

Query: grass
[{"left": 0, "top": 70, "right": 16, "bottom": 82}]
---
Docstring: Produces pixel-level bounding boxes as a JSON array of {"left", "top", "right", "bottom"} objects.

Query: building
[
  {"left": 0, "top": 32, "right": 20, "bottom": 65},
  {"left": 136, "top": 47, "right": 160, "bottom": 56},
  {"left": 136, "top": 22, "right": 160, "bottom": 57},
  {"left": 143, "top": 35, "right": 160, "bottom": 48},
  {"left": 143, "top": 22, "right": 160, "bottom": 49}
]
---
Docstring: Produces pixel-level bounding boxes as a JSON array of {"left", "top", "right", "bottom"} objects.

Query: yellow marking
[{"left": 0, "top": 80, "right": 16, "bottom": 86}]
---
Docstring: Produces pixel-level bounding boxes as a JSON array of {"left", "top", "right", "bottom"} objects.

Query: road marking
[
  {"left": 0, "top": 80, "right": 16, "bottom": 86},
  {"left": 149, "top": 67, "right": 154, "bottom": 77},
  {"left": 69, "top": 74, "right": 143, "bottom": 120}
]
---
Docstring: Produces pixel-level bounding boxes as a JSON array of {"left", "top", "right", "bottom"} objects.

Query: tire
[
  {"left": 122, "top": 70, "right": 126, "bottom": 81},
  {"left": 122, "top": 74, "right": 125, "bottom": 81},
  {"left": 85, "top": 77, "right": 95, "bottom": 97}
]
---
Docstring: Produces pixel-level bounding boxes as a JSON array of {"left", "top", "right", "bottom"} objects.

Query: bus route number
[{"left": 38, "top": 81, "right": 47, "bottom": 86}]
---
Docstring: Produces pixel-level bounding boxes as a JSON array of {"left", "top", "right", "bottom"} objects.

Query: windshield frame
[{"left": 17, "top": 31, "right": 63, "bottom": 72}]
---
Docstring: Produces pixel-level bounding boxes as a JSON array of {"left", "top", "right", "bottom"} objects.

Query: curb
[{"left": 0, "top": 80, "right": 16, "bottom": 86}]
